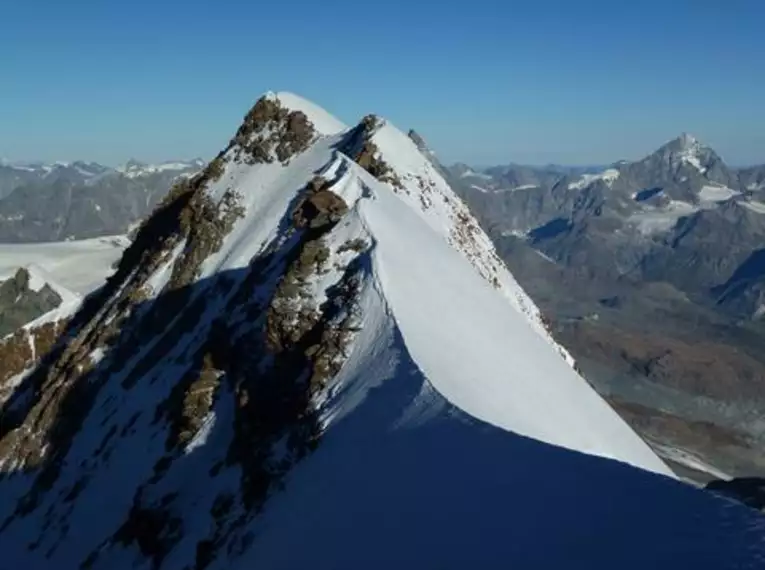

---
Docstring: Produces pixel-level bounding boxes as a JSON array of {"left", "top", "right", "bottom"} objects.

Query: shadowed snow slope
[{"left": 0, "top": 93, "right": 762, "bottom": 570}]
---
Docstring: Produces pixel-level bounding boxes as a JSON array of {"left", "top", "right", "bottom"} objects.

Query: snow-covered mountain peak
[
  {"left": 12, "top": 92, "right": 763, "bottom": 570},
  {"left": 655, "top": 132, "right": 715, "bottom": 174},
  {"left": 676, "top": 132, "right": 699, "bottom": 149},
  {"left": 267, "top": 91, "right": 348, "bottom": 136}
]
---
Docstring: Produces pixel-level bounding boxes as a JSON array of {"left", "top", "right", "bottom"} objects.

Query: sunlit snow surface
[
  {"left": 628, "top": 200, "right": 698, "bottom": 235},
  {"left": 698, "top": 185, "right": 741, "bottom": 203},
  {"left": 568, "top": 168, "right": 620, "bottom": 190},
  {"left": 0, "top": 235, "right": 126, "bottom": 295}
]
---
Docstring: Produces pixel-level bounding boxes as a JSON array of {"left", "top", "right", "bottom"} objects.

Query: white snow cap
[
  {"left": 669, "top": 132, "right": 709, "bottom": 173},
  {"left": 268, "top": 91, "right": 348, "bottom": 135},
  {"left": 677, "top": 132, "right": 698, "bottom": 147}
]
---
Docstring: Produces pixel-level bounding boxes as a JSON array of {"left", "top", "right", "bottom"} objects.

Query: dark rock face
[
  {"left": 231, "top": 96, "right": 316, "bottom": 165},
  {"left": 292, "top": 178, "right": 349, "bottom": 229},
  {"left": 0, "top": 268, "right": 62, "bottom": 337},
  {"left": 706, "top": 478, "right": 765, "bottom": 511}
]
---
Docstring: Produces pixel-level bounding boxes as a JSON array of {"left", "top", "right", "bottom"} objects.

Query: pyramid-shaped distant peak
[
  {"left": 637, "top": 131, "right": 721, "bottom": 175},
  {"left": 676, "top": 132, "right": 699, "bottom": 148},
  {"left": 657, "top": 132, "right": 707, "bottom": 153}
]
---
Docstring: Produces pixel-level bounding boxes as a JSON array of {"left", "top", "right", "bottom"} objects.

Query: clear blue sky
[{"left": 2, "top": 0, "right": 764, "bottom": 166}]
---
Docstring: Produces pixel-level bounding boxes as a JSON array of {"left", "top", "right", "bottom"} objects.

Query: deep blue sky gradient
[{"left": 2, "top": 0, "right": 764, "bottom": 165}]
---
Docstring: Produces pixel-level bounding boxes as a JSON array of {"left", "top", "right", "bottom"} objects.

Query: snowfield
[
  {"left": 628, "top": 200, "right": 698, "bottom": 235},
  {"left": 0, "top": 235, "right": 127, "bottom": 295},
  {"left": 568, "top": 168, "right": 620, "bottom": 190},
  {"left": 698, "top": 185, "right": 741, "bottom": 204}
]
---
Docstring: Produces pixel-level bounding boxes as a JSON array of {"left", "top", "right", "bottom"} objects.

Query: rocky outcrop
[
  {"left": 0, "top": 268, "right": 62, "bottom": 337},
  {"left": 341, "top": 115, "right": 403, "bottom": 188},
  {"left": 231, "top": 96, "right": 317, "bottom": 165}
]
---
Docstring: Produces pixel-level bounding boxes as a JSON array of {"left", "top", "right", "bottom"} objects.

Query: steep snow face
[
  {"left": 367, "top": 119, "right": 576, "bottom": 366},
  {"left": 356, "top": 176, "right": 667, "bottom": 470},
  {"left": 7, "top": 92, "right": 764, "bottom": 570}
]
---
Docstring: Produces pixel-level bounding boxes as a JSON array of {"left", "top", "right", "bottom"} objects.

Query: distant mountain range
[
  {"left": 447, "top": 134, "right": 765, "bottom": 480},
  {"left": 0, "top": 159, "right": 204, "bottom": 242},
  {"left": 451, "top": 134, "right": 765, "bottom": 320}
]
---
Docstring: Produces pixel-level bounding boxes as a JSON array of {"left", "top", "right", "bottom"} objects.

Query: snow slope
[
  {"left": 1, "top": 92, "right": 762, "bottom": 569},
  {"left": 367, "top": 118, "right": 575, "bottom": 365},
  {"left": 359, "top": 181, "right": 666, "bottom": 467},
  {"left": 628, "top": 200, "right": 698, "bottom": 235},
  {"left": 23, "top": 263, "right": 81, "bottom": 305},
  {"left": 568, "top": 168, "right": 620, "bottom": 190},
  {"left": 698, "top": 184, "right": 741, "bottom": 204}
]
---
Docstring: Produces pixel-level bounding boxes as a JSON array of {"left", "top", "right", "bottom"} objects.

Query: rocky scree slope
[{"left": 0, "top": 94, "right": 762, "bottom": 569}]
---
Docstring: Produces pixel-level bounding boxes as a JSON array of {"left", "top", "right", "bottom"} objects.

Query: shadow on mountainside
[
  {"left": 0, "top": 261, "right": 764, "bottom": 568},
  {"left": 0, "top": 156, "right": 375, "bottom": 566},
  {"left": 0, "top": 257, "right": 337, "bottom": 564}
]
